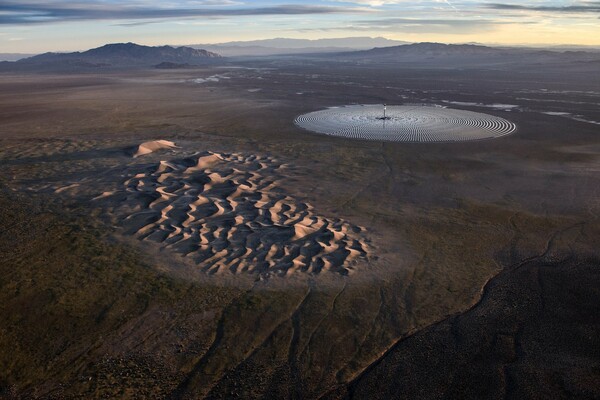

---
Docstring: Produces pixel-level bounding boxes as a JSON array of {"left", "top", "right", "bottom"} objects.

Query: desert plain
[{"left": 0, "top": 56, "right": 599, "bottom": 399}]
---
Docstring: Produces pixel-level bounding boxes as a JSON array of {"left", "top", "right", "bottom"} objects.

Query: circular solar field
[{"left": 294, "top": 104, "right": 516, "bottom": 142}]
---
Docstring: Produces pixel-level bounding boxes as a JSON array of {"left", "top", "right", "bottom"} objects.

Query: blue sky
[{"left": 1, "top": 1, "right": 599, "bottom": 52}]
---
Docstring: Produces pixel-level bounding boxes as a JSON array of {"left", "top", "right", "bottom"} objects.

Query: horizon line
[{"left": 3, "top": 37, "right": 600, "bottom": 55}]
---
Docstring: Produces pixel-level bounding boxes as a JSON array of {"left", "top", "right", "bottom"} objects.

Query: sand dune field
[{"left": 95, "top": 146, "right": 371, "bottom": 278}]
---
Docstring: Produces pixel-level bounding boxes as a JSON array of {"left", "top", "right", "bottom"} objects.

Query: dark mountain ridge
[
  {"left": 368, "top": 42, "right": 501, "bottom": 55},
  {"left": 7, "top": 43, "right": 221, "bottom": 70},
  {"left": 332, "top": 42, "right": 600, "bottom": 68}
]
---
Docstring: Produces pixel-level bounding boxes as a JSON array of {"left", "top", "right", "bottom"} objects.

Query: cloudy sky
[{"left": 1, "top": 0, "right": 599, "bottom": 52}]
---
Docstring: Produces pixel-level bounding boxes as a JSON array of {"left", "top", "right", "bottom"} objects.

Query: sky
[{"left": 1, "top": 0, "right": 599, "bottom": 53}]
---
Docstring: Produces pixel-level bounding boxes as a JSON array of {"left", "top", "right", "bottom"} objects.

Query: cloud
[
  {"left": 302, "top": 17, "right": 532, "bottom": 34},
  {"left": 329, "top": 0, "right": 458, "bottom": 7},
  {"left": 487, "top": 2, "right": 600, "bottom": 13},
  {"left": 0, "top": 2, "right": 369, "bottom": 25},
  {"left": 330, "top": 0, "right": 406, "bottom": 5},
  {"left": 290, "top": 14, "right": 539, "bottom": 35}
]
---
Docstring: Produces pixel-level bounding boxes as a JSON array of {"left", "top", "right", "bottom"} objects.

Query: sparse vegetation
[{"left": 0, "top": 56, "right": 598, "bottom": 398}]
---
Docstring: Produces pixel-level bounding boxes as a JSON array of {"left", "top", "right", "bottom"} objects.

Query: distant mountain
[
  {"left": 0, "top": 53, "right": 36, "bottom": 62},
  {"left": 8, "top": 43, "right": 221, "bottom": 70},
  {"left": 546, "top": 45, "right": 600, "bottom": 53},
  {"left": 192, "top": 37, "right": 410, "bottom": 56},
  {"left": 214, "top": 37, "right": 408, "bottom": 49},
  {"left": 344, "top": 42, "right": 502, "bottom": 58},
  {"left": 331, "top": 42, "right": 600, "bottom": 68}
]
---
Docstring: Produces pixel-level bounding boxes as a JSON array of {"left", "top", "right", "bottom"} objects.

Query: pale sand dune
[
  {"left": 92, "top": 191, "right": 116, "bottom": 201},
  {"left": 99, "top": 150, "right": 371, "bottom": 277},
  {"left": 194, "top": 154, "right": 223, "bottom": 169},
  {"left": 133, "top": 140, "right": 177, "bottom": 158},
  {"left": 54, "top": 183, "right": 81, "bottom": 194}
]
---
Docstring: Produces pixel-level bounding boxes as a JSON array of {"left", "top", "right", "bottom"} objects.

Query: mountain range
[
  {"left": 192, "top": 37, "right": 409, "bottom": 56},
  {"left": 329, "top": 42, "right": 600, "bottom": 68},
  {"left": 3, "top": 43, "right": 221, "bottom": 70},
  {"left": 2, "top": 41, "right": 599, "bottom": 72}
]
